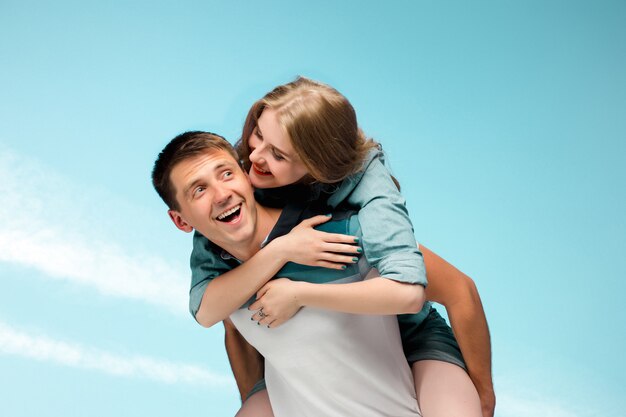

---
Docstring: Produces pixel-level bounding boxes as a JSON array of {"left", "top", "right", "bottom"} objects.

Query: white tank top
[{"left": 230, "top": 272, "right": 421, "bottom": 417}]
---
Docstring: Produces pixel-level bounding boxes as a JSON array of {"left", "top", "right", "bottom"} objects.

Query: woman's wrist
[
  {"left": 264, "top": 236, "right": 291, "bottom": 265},
  {"left": 297, "top": 281, "right": 323, "bottom": 308},
  {"left": 290, "top": 280, "right": 308, "bottom": 308}
]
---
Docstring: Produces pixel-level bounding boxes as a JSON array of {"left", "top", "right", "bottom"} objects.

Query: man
[{"left": 152, "top": 131, "right": 495, "bottom": 417}]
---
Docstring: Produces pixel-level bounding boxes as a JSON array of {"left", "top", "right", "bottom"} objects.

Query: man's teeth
[{"left": 217, "top": 204, "right": 241, "bottom": 220}]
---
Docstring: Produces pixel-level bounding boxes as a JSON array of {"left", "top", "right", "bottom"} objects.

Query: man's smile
[{"left": 215, "top": 203, "right": 243, "bottom": 223}]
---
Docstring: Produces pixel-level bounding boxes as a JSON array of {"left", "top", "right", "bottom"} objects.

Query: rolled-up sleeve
[
  {"left": 328, "top": 151, "right": 427, "bottom": 286},
  {"left": 189, "top": 231, "right": 234, "bottom": 320}
]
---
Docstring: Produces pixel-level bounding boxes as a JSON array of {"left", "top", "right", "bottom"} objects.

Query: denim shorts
[{"left": 403, "top": 306, "right": 466, "bottom": 370}]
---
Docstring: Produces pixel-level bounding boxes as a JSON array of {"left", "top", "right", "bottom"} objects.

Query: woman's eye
[{"left": 271, "top": 149, "right": 285, "bottom": 161}]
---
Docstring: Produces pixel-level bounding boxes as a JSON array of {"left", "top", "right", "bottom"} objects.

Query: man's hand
[
  {"left": 249, "top": 278, "right": 305, "bottom": 328},
  {"left": 480, "top": 389, "right": 496, "bottom": 417},
  {"left": 271, "top": 215, "right": 361, "bottom": 270}
]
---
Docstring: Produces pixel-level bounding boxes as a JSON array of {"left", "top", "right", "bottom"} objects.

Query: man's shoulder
[
  {"left": 275, "top": 210, "right": 365, "bottom": 284},
  {"left": 265, "top": 202, "right": 360, "bottom": 245}
]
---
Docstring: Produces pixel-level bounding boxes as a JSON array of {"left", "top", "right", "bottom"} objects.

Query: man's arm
[
  {"left": 420, "top": 245, "right": 496, "bottom": 417},
  {"left": 223, "top": 318, "right": 264, "bottom": 402},
  {"left": 196, "top": 243, "right": 292, "bottom": 328}
]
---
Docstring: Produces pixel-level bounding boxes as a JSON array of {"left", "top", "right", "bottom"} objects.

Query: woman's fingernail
[
  {"left": 341, "top": 265, "right": 347, "bottom": 270},
  {"left": 257, "top": 322, "right": 261, "bottom": 326},
  {"left": 267, "top": 325, "right": 271, "bottom": 328},
  {"left": 251, "top": 317, "right": 254, "bottom": 321},
  {"left": 356, "top": 247, "right": 363, "bottom": 253},
  {"left": 352, "top": 257, "right": 358, "bottom": 263},
  {"left": 354, "top": 237, "right": 359, "bottom": 243},
  {"left": 326, "top": 213, "right": 332, "bottom": 217}
]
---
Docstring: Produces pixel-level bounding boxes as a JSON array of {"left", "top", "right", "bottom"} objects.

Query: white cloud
[
  {"left": 0, "top": 147, "right": 189, "bottom": 314},
  {"left": 0, "top": 320, "right": 231, "bottom": 387},
  {"left": 0, "top": 226, "right": 188, "bottom": 313}
]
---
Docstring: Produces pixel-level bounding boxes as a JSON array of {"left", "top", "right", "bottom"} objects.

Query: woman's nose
[{"left": 249, "top": 146, "right": 265, "bottom": 164}]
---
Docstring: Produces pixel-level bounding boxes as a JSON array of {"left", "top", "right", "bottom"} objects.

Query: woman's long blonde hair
[{"left": 236, "top": 76, "right": 378, "bottom": 184}]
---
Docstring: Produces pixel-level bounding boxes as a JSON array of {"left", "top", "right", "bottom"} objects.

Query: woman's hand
[
  {"left": 249, "top": 278, "right": 306, "bottom": 328},
  {"left": 270, "top": 214, "right": 362, "bottom": 270}
]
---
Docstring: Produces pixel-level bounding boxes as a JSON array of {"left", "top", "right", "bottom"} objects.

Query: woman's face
[{"left": 247, "top": 108, "right": 309, "bottom": 189}]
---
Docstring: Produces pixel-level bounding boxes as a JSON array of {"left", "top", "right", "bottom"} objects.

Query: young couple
[{"left": 152, "top": 77, "right": 495, "bottom": 416}]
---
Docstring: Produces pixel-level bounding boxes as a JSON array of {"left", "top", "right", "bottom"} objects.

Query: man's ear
[{"left": 168, "top": 210, "right": 193, "bottom": 233}]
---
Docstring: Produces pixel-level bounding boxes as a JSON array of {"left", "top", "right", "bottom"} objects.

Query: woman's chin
[{"left": 250, "top": 172, "right": 279, "bottom": 189}]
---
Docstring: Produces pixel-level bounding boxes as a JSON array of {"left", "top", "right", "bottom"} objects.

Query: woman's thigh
[
  {"left": 411, "top": 360, "right": 482, "bottom": 417},
  {"left": 235, "top": 389, "right": 274, "bottom": 417}
]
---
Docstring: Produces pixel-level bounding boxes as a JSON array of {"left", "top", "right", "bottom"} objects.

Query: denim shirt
[
  {"left": 326, "top": 146, "right": 426, "bottom": 287},
  {"left": 188, "top": 147, "right": 427, "bottom": 319}
]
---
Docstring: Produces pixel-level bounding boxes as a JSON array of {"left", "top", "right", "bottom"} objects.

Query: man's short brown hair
[{"left": 152, "top": 131, "right": 240, "bottom": 211}]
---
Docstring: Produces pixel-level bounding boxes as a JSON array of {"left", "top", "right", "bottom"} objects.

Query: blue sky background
[{"left": 1, "top": 1, "right": 624, "bottom": 416}]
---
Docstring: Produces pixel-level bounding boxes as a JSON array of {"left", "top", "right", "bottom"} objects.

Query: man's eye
[
  {"left": 193, "top": 186, "right": 205, "bottom": 197},
  {"left": 223, "top": 170, "right": 233, "bottom": 179}
]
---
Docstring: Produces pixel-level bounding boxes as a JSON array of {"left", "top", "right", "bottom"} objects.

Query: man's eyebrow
[
  {"left": 182, "top": 162, "right": 234, "bottom": 195},
  {"left": 183, "top": 178, "right": 204, "bottom": 196},
  {"left": 212, "top": 162, "right": 231, "bottom": 172}
]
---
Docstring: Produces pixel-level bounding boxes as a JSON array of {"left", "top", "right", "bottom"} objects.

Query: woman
[{"left": 190, "top": 77, "right": 488, "bottom": 416}]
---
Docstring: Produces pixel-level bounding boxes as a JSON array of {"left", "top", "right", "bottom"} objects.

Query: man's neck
[{"left": 227, "top": 204, "right": 281, "bottom": 261}]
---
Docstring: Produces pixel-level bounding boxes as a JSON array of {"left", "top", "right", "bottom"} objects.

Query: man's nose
[{"left": 212, "top": 185, "right": 231, "bottom": 206}]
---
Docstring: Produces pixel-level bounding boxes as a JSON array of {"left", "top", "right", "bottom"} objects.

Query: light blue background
[{"left": 1, "top": 1, "right": 624, "bottom": 416}]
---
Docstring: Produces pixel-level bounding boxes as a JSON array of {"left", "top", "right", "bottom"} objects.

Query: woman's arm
[
  {"left": 250, "top": 277, "right": 425, "bottom": 327},
  {"left": 420, "top": 245, "right": 495, "bottom": 417},
  {"left": 327, "top": 150, "right": 427, "bottom": 286},
  {"left": 194, "top": 215, "right": 361, "bottom": 327}
]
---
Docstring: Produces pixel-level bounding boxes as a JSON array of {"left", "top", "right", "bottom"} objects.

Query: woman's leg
[
  {"left": 412, "top": 360, "right": 482, "bottom": 417},
  {"left": 234, "top": 389, "right": 274, "bottom": 417}
]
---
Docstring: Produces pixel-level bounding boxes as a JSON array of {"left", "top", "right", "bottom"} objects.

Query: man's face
[{"left": 167, "top": 149, "right": 258, "bottom": 249}]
